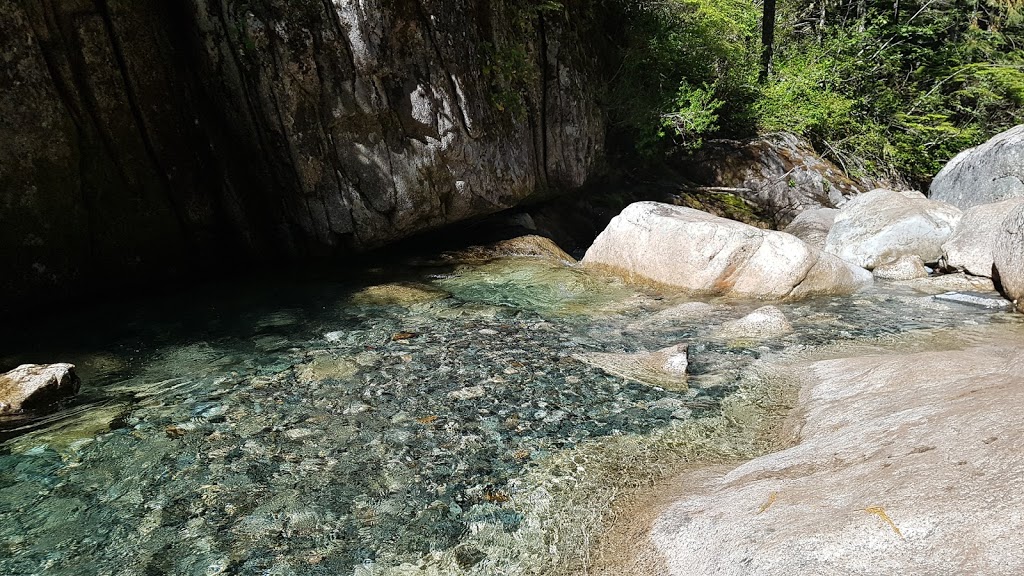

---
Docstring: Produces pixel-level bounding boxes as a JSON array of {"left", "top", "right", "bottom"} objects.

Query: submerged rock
[
  {"left": 0, "top": 363, "right": 81, "bottom": 413},
  {"left": 872, "top": 255, "right": 928, "bottom": 281},
  {"left": 824, "top": 189, "right": 962, "bottom": 269},
  {"left": 942, "top": 198, "right": 1024, "bottom": 277},
  {"left": 712, "top": 306, "right": 793, "bottom": 341},
  {"left": 582, "top": 202, "right": 872, "bottom": 299},
  {"left": 645, "top": 338, "right": 1024, "bottom": 576},
  {"left": 930, "top": 124, "right": 1024, "bottom": 209},
  {"left": 575, "top": 344, "right": 688, "bottom": 391},
  {"left": 933, "top": 291, "right": 1012, "bottom": 310},
  {"left": 349, "top": 283, "right": 449, "bottom": 307}
]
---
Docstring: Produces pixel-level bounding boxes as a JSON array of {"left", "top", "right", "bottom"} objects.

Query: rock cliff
[{"left": 0, "top": 0, "right": 608, "bottom": 312}]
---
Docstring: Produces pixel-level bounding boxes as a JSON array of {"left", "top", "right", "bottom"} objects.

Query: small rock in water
[
  {"left": 448, "top": 385, "right": 486, "bottom": 401},
  {"left": 0, "top": 363, "right": 81, "bottom": 413},
  {"left": 713, "top": 306, "right": 793, "bottom": 341},
  {"left": 478, "top": 328, "right": 499, "bottom": 335},
  {"left": 575, "top": 344, "right": 688, "bottom": 390},
  {"left": 933, "top": 291, "right": 1011, "bottom": 310}
]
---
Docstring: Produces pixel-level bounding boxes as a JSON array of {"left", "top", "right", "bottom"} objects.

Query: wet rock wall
[{"left": 0, "top": 0, "right": 608, "bottom": 312}]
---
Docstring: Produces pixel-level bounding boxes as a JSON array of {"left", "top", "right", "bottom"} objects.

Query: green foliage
[
  {"left": 608, "top": 0, "right": 761, "bottom": 152},
  {"left": 613, "top": 0, "right": 1024, "bottom": 183},
  {"left": 660, "top": 83, "right": 723, "bottom": 148}
]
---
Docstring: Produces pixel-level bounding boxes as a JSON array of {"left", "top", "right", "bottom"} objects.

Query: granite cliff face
[{"left": 0, "top": 0, "right": 607, "bottom": 311}]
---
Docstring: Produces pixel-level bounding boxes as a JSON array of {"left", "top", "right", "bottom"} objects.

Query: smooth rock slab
[
  {"left": 930, "top": 124, "right": 1024, "bottom": 209},
  {"left": 0, "top": 363, "right": 81, "bottom": 413},
  {"left": 582, "top": 202, "right": 872, "bottom": 299},
  {"left": 824, "top": 189, "right": 962, "bottom": 269},
  {"left": 649, "top": 340, "right": 1024, "bottom": 576},
  {"left": 942, "top": 197, "right": 1024, "bottom": 277},
  {"left": 933, "top": 291, "right": 1012, "bottom": 310}
]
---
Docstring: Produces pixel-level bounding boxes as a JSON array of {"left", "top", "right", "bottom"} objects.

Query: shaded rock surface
[
  {"left": 0, "top": 364, "right": 81, "bottom": 413},
  {"left": 672, "top": 133, "right": 865, "bottom": 226},
  {"left": 872, "top": 255, "right": 928, "bottom": 281},
  {"left": 993, "top": 203, "right": 1024, "bottom": 311},
  {"left": 824, "top": 189, "right": 962, "bottom": 269},
  {"left": 582, "top": 202, "right": 872, "bottom": 299},
  {"left": 930, "top": 124, "right": 1024, "bottom": 209},
  {"left": 0, "top": 0, "right": 608, "bottom": 314},
  {"left": 782, "top": 208, "right": 837, "bottom": 249},
  {"left": 943, "top": 198, "right": 1024, "bottom": 277},
  {"left": 648, "top": 338, "right": 1024, "bottom": 576}
]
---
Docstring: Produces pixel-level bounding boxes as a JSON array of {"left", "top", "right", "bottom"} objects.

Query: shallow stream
[{"left": 1, "top": 248, "right": 1018, "bottom": 575}]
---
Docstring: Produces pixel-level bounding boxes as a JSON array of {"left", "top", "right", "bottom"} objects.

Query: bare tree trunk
[{"left": 759, "top": 0, "right": 777, "bottom": 84}]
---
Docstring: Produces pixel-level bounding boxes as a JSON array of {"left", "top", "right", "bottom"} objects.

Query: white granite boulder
[
  {"left": 782, "top": 208, "right": 837, "bottom": 250},
  {"left": 581, "top": 202, "right": 872, "bottom": 299},
  {"left": 930, "top": 124, "right": 1024, "bottom": 209},
  {"left": 993, "top": 203, "right": 1024, "bottom": 311},
  {"left": 942, "top": 197, "right": 1024, "bottom": 277},
  {"left": 824, "top": 189, "right": 961, "bottom": 269},
  {"left": 872, "top": 255, "right": 928, "bottom": 281}
]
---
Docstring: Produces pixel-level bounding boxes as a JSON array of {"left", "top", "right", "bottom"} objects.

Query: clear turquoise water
[{"left": 0, "top": 254, "right": 1016, "bottom": 575}]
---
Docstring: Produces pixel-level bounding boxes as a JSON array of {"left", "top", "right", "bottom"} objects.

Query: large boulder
[
  {"left": 942, "top": 198, "right": 1024, "bottom": 277},
  {"left": 782, "top": 208, "right": 837, "bottom": 250},
  {"left": 993, "top": 203, "right": 1024, "bottom": 311},
  {"left": 824, "top": 189, "right": 962, "bottom": 269},
  {"left": 672, "top": 133, "right": 868, "bottom": 226},
  {"left": 581, "top": 202, "right": 872, "bottom": 299},
  {"left": 645, "top": 338, "right": 1024, "bottom": 576},
  {"left": 872, "top": 255, "right": 928, "bottom": 281},
  {"left": 0, "top": 363, "right": 81, "bottom": 413},
  {"left": 930, "top": 125, "right": 1024, "bottom": 209}
]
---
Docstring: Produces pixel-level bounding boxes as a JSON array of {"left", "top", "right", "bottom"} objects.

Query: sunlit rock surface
[
  {"left": 641, "top": 329, "right": 1024, "bottom": 576},
  {"left": 0, "top": 364, "right": 80, "bottom": 413},
  {"left": 824, "top": 189, "right": 962, "bottom": 269},
  {"left": 930, "top": 124, "right": 1024, "bottom": 210},
  {"left": 872, "top": 255, "right": 928, "bottom": 281},
  {"left": 582, "top": 202, "right": 872, "bottom": 299},
  {"left": 943, "top": 198, "right": 1024, "bottom": 277}
]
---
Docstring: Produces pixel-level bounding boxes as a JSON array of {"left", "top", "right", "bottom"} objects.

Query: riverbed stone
[
  {"left": 712, "top": 306, "right": 793, "bottom": 341},
  {"left": 872, "top": 255, "right": 928, "bottom": 281},
  {"left": 782, "top": 208, "right": 837, "bottom": 249},
  {"left": 0, "top": 363, "right": 81, "bottom": 413},
  {"left": 942, "top": 197, "right": 1024, "bottom": 277},
  {"left": 824, "top": 189, "right": 962, "bottom": 269},
  {"left": 645, "top": 339, "right": 1024, "bottom": 576},
  {"left": 575, "top": 344, "right": 689, "bottom": 390},
  {"left": 993, "top": 203, "right": 1024, "bottom": 311},
  {"left": 930, "top": 124, "right": 1024, "bottom": 209},
  {"left": 582, "top": 202, "right": 872, "bottom": 299}
]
